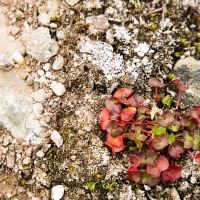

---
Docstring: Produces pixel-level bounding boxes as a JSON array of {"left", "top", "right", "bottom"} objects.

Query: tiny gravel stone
[
  {"left": 50, "top": 81, "right": 66, "bottom": 96},
  {"left": 56, "top": 30, "right": 65, "bottom": 40},
  {"left": 26, "top": 74, "right": 34, "bottom": 86},
  {"left": 10, "top": 25, "right": 20, "bottom": 36},
  {"left": 51, "top": 130, "right": 63, "bottom": 148},
  {"left": 38, "top": 13, "right": 50, "bottom": 26},
  {"left": 38, "top": 5, "right": 48, "bottom": 14},
  {"left": 36, "top": 150, "right": 45, "bottom": 158},
  {"left": 12, "top": 51, "right": 25, "bottom": 65},
  {"left": 33, "top": 103, "right": 43, "bottom": 115},
  {"left": 50, "top": 23, "right": 58, "bottom": 28},
  {"left": 15, "top": 9, "right": 25, "bottom": 19},
  {"left": 23, "top": 157, "right": 31, "bottom": 165},
  {"left": 86, "top": 15, "right": 109, "bottom": 35},
  {"left": 52, "top": 56, "right": 64, "bottom": 70},
  {"left": 170, "top": 187, "right": 181, "bottom": 200},
  {"left": 3, "top": 135, "right": 12, "bottom": 146},
  {"left": 6, "top": 155, "right": 15, "bottom": 168},
  {"left": 50, "top": 39, "right": 60, "bottom": 57},
  {"left": 43, "top": 63, "right": 50, "bottom": 71},
  {"left": 51, "top": 185, "right": 64, "bottom": 200},
  {"left": 32, "top": 89, "right": 46, "bottom": 102}
]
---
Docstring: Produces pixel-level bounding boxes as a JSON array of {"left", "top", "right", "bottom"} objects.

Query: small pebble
[
  {"left": 51, "top": 185, "right": 64, "bottom": 200},
  {"left": 52, "top": 56, "right": 64, "bottom": 70},
  {"left": 38, "top": 13, "right": 50, "bottom": 26},
  {"left": 32, "top": 89, "right": 46, "bottom": 102},
  {"left": 51, "top": 130, "right": 63, "bottom": 148},
  {"left": 12, "top": 51, "right": 25, "bottom": 65},
  {"left": 23, "top": 157, "right": 31, "bottom": 165},
  {"left": 50, "top": 81, "right": 66, "bottom": 96}
]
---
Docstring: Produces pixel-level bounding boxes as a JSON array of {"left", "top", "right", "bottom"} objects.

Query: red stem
[
  {"left": 155, "top": 87, "right": 158, "bottom": 106},
  {"left": 176, "top": 90, "right": 182, "bottom": 109},
  {"left": 186, "top": 149, "right": 194, "bottom": 159},
  {"left": 142, "top": 129, "right": 152, "bottom": 136}
]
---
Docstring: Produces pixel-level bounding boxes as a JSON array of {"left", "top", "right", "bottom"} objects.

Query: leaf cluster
[{"left": 98, "top": 77, "right": 200, "bottom": 187}]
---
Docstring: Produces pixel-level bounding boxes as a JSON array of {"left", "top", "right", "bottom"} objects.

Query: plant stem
[
  {"left": 186, "top": 149, "right": 194, "bottom": 159},
  {"left": 142, "top": 129, "right": 152, "bottom": 136},
  {"left": 155, "top": 87, "right": 158, "bottom": 106},
  {"left": 176, "top": 91, "right": 182, "bottom": 109}
]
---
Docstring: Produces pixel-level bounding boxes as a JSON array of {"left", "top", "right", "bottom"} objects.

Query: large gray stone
[
  {"left": 22, "top": 27, "right": 52, "bottom": 62},
  {"left": 0, "top": 69, "right": 33, "bottom": 139},
  {"left": 173, "top": 57, "right": 200, "bottom": 105}
]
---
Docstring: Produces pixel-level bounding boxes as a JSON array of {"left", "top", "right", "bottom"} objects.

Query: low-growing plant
[{"left": 98, "top": 77, "right": 200, "bottom": 187}]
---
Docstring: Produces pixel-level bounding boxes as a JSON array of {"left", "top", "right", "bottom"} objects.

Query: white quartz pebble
[{"left": 51, "top": 185, "right": 64, "bottom": 200}]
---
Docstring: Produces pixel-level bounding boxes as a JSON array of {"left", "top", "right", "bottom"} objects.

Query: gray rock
[
  {"left": 0, "top": 53, "right": 14, "bottom": 70},
  {"left": 86, "top": 15, "right": 110, "bottom": 35},
  {"left": 52, "top": 56, "right": 64, "bottom": 70},
  {"left": 23, "top": 27, "right": 52, "bottom": 62},
  {"left": 173, "top": 57, "right": 200, "bottom": 104},
  {"left": 0, "top": 56, "right": 33, "bottom": 142},
  {"left": 51, "top": 185, "right": 64, "bottom": 200},
  {"left": 0, "top": 93, "right": 33, "bottom": 139},
  {"left": 38, "top": 13, "right": 50, "bottom": 26}
]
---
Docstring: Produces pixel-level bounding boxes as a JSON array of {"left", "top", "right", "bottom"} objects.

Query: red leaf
[
  {"left": 152, "top": 134, "right": 169, "bottom": 150},
  {"left": 148, "top": 77, "right": 166, "bottom": 88},
  {"left": 195, "top": 152, "right": 200, "bottom": 164},
  {"left": 162, "top": 164, "right": 182, "bottom": 182},
  {"left": 113, "top": 88, "right": 134, "bottom": 99},
  {"left": 98, "top": 108, "right": 110, "bottom": 130},
  {"left": 98, "top": 108, "right": 110, "bottom": 121},
  {"left": 128, "top": 154, "right": 140, "bottom": 168},
  {"left": 156, "top": 156, "right": 169, "bottom": 172},
  {"left": 106, "top": 132, "right": 123, "bottom": 147},
  {"left": 168, "top": 140, "right": 184, "bottom": 158},
  {"left": 147, "top": 165, "right": 161, "bottom": 178},
  {"left": 100, "top": 119, "right": 111, "bottom": 130},
  {"left": 141, "top": 172, "right": 161, "bottom": 187},
  {"left": 120, "top": 107, "right": 137, "bottom": 121},
  {"left": 123, "top": 170, "right": 141, "bottom": 183},
  {"left": 104, "top": 133, "right": 124, "bottom": 152}
]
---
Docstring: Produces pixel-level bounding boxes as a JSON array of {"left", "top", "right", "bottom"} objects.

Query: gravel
[{"left": 0, "top": 0, "right": 199, "bottom": 199}]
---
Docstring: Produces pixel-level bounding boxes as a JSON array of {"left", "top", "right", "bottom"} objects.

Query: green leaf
[
  {"left": 152, "top": 125, "right": 166, "bottom": 136},
  {"left": 88, "top": 182, "right": 97, "bottom": 191},
  {"left": 102, "top": 182, "right": 117, "bottom": 191},
  {"left": 180, "top": 38, "right": 186, "bottom": 44},
  {"left": 168, "top": 133, "right": 175, "bottom": 144},
  {"left": 162, "top": 95, "right": 172, "bottom": 108},
  {"left": 151, "top": 22, "right": 157, "bottom": 31},
  {"left": 174, "top": 52, "right": 180, "bottom": 57},
  {"left": 134, "top": 140, "right": 143, "bottom": 149}
]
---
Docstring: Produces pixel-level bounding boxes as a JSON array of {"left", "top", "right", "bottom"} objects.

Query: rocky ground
[{"left": 0, "top": 0, "right": 200, "bottom": 199}]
